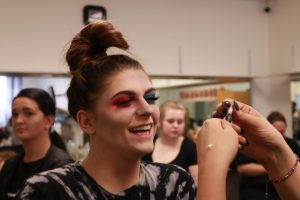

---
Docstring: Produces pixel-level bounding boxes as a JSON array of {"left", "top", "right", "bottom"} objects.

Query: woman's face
[
  {"left": 90, "top": 69, "right": 159, "bottom": 157},
  {"left": 272, "top": 120, "right": 286, "bottom": 136},
  {"left": 160, "top": 108, "right": 185, "bottom": 139},
  {"left": 12, "top": 97, "right": 52, "bottom": 142}
]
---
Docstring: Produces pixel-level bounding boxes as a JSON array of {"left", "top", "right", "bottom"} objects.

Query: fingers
[
  {"left": 214, "top": 99, "right": 265, "bottom": 128},
  {"left": 215, "top": 99, "right": 260, "bottom": 118},
  {"left": 238, "top": 135, "right": 247, "bottom": 148},
  {"left": 220, "top": 118, "right": 231, "bottom": 129}
]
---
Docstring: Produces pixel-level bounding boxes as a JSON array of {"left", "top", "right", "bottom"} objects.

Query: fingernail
[
  {"left": 234, "top": 100, "right": 240, "bottom": 111},
  {"left": 222, "top": 108, "right": 228, "bottom": 115},
  {"left": 224, "top": 101, "right": 231, "bottom": 108},
  {"left": 240, "top": 129, "right": 245, "bottom": 134}
]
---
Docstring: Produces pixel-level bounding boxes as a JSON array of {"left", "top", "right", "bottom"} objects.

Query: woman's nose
[
  {"left": 173, "top": 121, "right": 179, "bottom": 127},
  {"left": 137, "top": 99, "right": 153, "bottom": 116},
  {"left": 14, "top": 115, "right": 24, "bottom": 123}
]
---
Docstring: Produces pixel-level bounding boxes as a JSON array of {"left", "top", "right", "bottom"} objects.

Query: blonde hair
[{"left": 159, "top": 100, "right": 186, "bottom": 122}]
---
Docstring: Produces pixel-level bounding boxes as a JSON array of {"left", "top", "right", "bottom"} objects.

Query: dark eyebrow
[
  {"left": 12, "top": 107, "right": 35, "bottom": 112},
  {"left": 111, "top": 88, "right": 157, "bottom": 99},
  {"left": 111, "top": 91, "right": 135, "bottom": 99}
]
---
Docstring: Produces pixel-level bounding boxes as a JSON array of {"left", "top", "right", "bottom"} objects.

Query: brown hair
[
  {"left": 66, "top": 21, "right": 145, "bottom": 120},
  {"left": 267, "top": 111, "right": 286, "bottom": 124}
]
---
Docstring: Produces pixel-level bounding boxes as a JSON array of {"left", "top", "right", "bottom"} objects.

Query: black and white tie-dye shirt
[{"left": 15, "top": 162, "right": 196, "bottom": 200}]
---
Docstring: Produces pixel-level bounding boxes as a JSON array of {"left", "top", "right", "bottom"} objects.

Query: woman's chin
[{"left": 136, "top": 144, "right": 154, "bottom": 157}]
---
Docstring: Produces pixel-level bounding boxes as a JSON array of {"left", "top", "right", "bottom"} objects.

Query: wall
[
  {"left": 2, "top": 1, "right": 299, "bottom": 136},
  {"left": 0, "top": 0, "right": 268, "bottom": 77},
  {"left": 269, "top": 0, "right": 300, "bottom": 74},
  {"left": 158, "top": 82, "right": 250, "bottom": 119},
  {"left": 252, "top": 0, "right": 300, "bottom": 137}
]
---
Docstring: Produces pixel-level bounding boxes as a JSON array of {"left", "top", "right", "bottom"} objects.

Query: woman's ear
[
  {"left": 77, "top": 110, "right": 95, "bottom": 135},
  {"left": 45, "top": 115, "right": 55, "bottom": 129}
]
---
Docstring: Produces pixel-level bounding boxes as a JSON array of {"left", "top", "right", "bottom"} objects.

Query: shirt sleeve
[
  {"left": 15, "top": 182, "right": 50, "bottom": 200},
  {"left": 186, "top": 138, "right": 198, "bottom": 166},
  {"left": 176, "top": 166, "right": 197, "bottom": 200}
]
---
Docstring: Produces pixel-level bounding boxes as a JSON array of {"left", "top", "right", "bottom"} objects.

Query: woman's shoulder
[
  {"left": 182, "top": 137, "right": 196, "bottom": 146},
  {"left": 19, "top": 162, "right": 79, "bottom": 192},
  {"left": 141, "top": 161, "right": 194, "bottom": 181},
  {"left": 15, "top": 163, "right": 96, "bottom": 199},
  {"left": 28, "top": 162, "right": 79, "bottom": 181},
  {"left": 0, "top": 152, "right": 22, "bottom": 173},
  {"left": 45, "top": 145, "right": 74, "bottom": 168},
  {"left": 140, "top": 162, "right": 196, "bottom": 198}
]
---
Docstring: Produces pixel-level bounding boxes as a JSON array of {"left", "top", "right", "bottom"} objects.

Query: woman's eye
[
  {"left": 113, "top": 97, "right": 134, "bottom": 107},
  {"left": 177, "top": 120, "right": 184, "bottom": 125},
  {"left": 24, "top": 112, "right": 34, "bottom": 116},
  {"left": 144, "top": 94, "right": 159, "bottom": 104},
  {"left": 118, "top": 100, "right": 132, "bottom": 107},
  {"left": 167, "top": 119, "right": 175, "bottom": 124}
]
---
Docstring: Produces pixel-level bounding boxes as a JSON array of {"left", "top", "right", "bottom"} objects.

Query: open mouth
[{"left": 129, "top": 124, "right": 152, "bottom": 136}]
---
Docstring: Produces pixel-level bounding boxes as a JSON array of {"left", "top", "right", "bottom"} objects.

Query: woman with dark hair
[
  {"left": 0, "top": 88, "right": 73, "bottom": 200},
  {"left": 16, "top": 21, "right": 196, "bottom": 199}
]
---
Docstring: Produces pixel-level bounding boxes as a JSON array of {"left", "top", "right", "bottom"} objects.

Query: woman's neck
[
  {"left": 82, "top": 148, "right": 141, "bottom": 194},
  {"left": 23, "top": 138, "right": 51, "bottom": 162}
]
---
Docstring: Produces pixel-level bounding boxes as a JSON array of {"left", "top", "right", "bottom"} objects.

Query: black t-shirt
[
  {"left": 6, "top": 158, "right": 44, "bottom": 199},
  {"left": 0, "top": 145, "right": 73, "bottom": 200},
  {"left": 232, "top": 136, "right": 300, "bottom": 200},
  {"left": 16, "top": 162, "right": 196, "bottom": 200},
  {"left": 142, "top": 138, "right": 197, "bottom": 171}
]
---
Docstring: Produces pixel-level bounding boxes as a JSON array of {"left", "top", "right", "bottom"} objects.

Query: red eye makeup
[{"left": 112, "top": 95, "right": 134, "bottom": 107}]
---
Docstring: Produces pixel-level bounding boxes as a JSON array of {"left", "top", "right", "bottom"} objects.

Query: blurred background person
[
  {"left": 232, "top": 110, "right": 300, "bottom": 200},
  {"left": 143, "top": 100, "right": 198, "bottom": 186},
  {"left": 0, "top": 88, "right": 73, "bottom": 200}
]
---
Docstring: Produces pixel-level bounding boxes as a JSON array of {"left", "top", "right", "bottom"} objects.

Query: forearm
[
  {"left": 237, "top": 163, "right": 266, "bottom": 176},
  {"left": 197, "top": 161, "right": 227, "bottom": 200}
]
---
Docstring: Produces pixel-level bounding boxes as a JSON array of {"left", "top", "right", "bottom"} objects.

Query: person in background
[
  {"left": 197, "top": 100, "right": 300, "bottom": 200},
  {"left": 184, "top": 107, "right": 198, "bottom": 143},
  {"left": 143, "top": 101, "right": 198, "bottom": 185},
  {"left": 232, "top": 110, "right": 300, "bottom": 200},
  {"left": 16, "top": 21, "right": 195, "bottom": 199},
  {"left": 267, "top": 111, "right": 300, "bottom": 155},
  {"left": 0, "top": 88, "right": 73, "bottom": 200},
  {"left": 292, "top": 101, "right": 300, "bottom": 139}
]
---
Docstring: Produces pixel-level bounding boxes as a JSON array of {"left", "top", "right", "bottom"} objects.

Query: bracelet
[
  {"left": 266, "top": 155, "right": 300, "bottom": 199},
  {"left": 270, "top": 154, "right": 300, "bottom": 184}
]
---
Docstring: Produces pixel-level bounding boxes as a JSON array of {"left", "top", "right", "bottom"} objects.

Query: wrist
[
  {"left": 199, "top": 153, "right": 231, "bottom": 172},
  {"left": 262, "top": 144, "right": 296, "bottom": 180},
  {"left": 269, "top": 154, "right": 299, "bottom": 183}
]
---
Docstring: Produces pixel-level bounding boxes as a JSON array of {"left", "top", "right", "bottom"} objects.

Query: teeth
[{"left": 130, "top": 125, "right": 151, "bottom": 132}]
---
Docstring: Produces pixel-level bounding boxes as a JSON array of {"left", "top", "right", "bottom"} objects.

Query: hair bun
[{"left": 66, "top": 20, "right": 129, "bottom": 74}]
